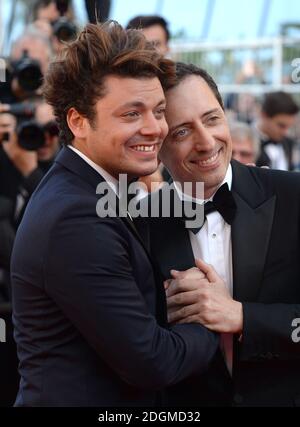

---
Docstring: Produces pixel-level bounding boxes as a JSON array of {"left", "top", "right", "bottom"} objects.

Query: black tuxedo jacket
[
  {"left": 11, "top": 147, "right": 218, "bottom": 407},
  {"left": 137, "top": 160, "right": 300, "bottom": 407},
  {"left": 257, "top": 137, "right": 295, "bottom": 171}
]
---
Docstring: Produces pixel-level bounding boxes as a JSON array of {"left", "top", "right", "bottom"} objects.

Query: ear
[{"left": 67, "top": 108, "right": 88, "bottom": 139}]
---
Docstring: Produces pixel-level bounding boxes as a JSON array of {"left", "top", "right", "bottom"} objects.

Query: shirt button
[{"left": 212, "top": 233, "right": 217, "bottom": 239}]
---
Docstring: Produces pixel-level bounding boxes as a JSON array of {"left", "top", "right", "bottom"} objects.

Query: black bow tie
[
  {"left": 262, "top": 139, "right": 279, "bottom": 147},
  {"left": 182, "top": 183, "right": 237, "bottom": 234}
]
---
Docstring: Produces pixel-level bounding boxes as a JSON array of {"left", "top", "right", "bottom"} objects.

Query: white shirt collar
[
  {"left": 68, "top": 145, "right": 119, "bottom": 196},
  {"left": 174, "top": 163, "right": 233, "bottom": 205}
]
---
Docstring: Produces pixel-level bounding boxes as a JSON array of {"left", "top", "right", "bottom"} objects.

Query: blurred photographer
[
  {"left": 0, "top": 193, "right": 14, "bottom": 302},
  {"left": 31, "top": 0, "right": 78, "bottom": 54},
  {"left": 0, "top": 113, "right": 16, "bottom": 302},
  {"left": 0, "top": 102, "right": 59, "bottom": 301},
  {"left": 0, "top": 28, "right": 52, "bottom": 105},
  {"left": 32, "top": 0, "right": 61, "bottom": 22},
  {"left": 0, "top": 102, "right": 60, "bottom": 227}
]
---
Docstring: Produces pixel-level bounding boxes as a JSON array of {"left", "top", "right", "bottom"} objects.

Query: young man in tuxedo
[
  {"left": 10, "top": 26, "right": 218, "bottom": 407},
  {"left": 256, "top": 91, "right": 299, "bottom": 171},
  {"left": 141, "top": 63, "right": 300, "bottom": 407}
]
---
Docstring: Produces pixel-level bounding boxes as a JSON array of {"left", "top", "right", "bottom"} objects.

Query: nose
[
  {"left": 194, "top": 122, "right": 216, "bottom": 152},
  {"left": 140, "top": 112, "right": 166, "bottom": 138}
]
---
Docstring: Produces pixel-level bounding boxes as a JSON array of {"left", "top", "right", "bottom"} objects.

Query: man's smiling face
[{"left": 160, "top": 75, "right": 232, "bottom": 199}]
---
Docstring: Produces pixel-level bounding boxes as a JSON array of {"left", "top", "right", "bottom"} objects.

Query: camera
[
  {"left": 52, "top": 17, "right": 77, "bottom": 42},
  {"left": 17, "top": 120, "right": 59, "bottom": 151},
  {"left": 0, "top": 53, "right": 43, "bottom": 103},
  {"left": 0, "top": 118, "right": 59, "bottom": 152},
  {"left": 52, "top": 0, "right": 77, "bottom": 42},
  {"left": 12, "top": 50, "right": 43, "bottom": 93}
]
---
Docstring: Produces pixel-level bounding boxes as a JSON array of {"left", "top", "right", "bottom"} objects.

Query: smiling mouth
[
  {"left": 130, "top": 144, "right": 157, "bottom": 152},
  {"left": 192, "top": 148, "right": 222, "bottom": 167}
]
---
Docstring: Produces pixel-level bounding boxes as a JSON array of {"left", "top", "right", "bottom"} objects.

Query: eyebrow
[
  {"left": 117, "top": 99, "right": 166, "bottom": 111},
  {"left": 169, "top": 108, "right": 222, "bottom": 133}
]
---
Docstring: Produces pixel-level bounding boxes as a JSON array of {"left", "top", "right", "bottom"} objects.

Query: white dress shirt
[
  {"left": 255, "top": 124, "right": 289, "bottom": 171},
  {"left": 264, "top": 144, "right": 288, "bottom": 171},
  {"left": 175, "top": 165, "right": 234, "bottom": 374},
  {"left": 68, "top": 145, "right": 119, "bottom": 196}
]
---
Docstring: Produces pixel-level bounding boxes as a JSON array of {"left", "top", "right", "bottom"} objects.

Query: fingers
[
  {"left": 168, "top": 303, "right": 198, "bottom": 324},
  {"left": 170, "top": 269, "right": 180, "bottom": 279},
  {"left": 171, "top": 268, "right": 197, "bottom": 279},
  {"left": 167, "top": 290, "right": 201, "bottom": 309},
  {"left": 164, "top": 279, "right": 171, "bottom": 290},
  {"left": 166, "top": 277, "right": 209, "bottom": 298},
  {"left": 165, "top": 279, "right": 181, "bottom": 298},
  {"left": 195, "top": 258, "right": 219, "bottom": 283},
  {"left": 171, "top": 266, "right": 206, "bottom": 281}
]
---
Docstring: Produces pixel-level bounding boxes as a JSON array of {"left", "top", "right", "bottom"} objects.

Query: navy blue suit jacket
[{"left": 11, "top": 147, "right": 218, "bottom": 407}]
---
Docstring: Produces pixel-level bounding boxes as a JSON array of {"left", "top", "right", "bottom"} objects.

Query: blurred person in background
[
  {"left": 0, "top": 193, "right": 15, "bottom": 303},
  {"left": 10, "top": 28, "right": 53, "bottom": 80},
  {"left": 28, "top": 20, "right": 54, "bottom": 39},
  {"left": 32, "top": 0, "right": 61, "bottom": 23},
  {"left": 31, "top": 0, "right": 78, "bottom": 54},
  {"left": 127, "top": 15, "right": 170, "bottom": 58},
  {"left": 225, "top": 60, "right": 263, "bottom": 125},
  {"left": 0, "top": 113, "right": 17, "bottom": 303},
  {"left": 0, "top": 102, "right": 60, "bottom": 228},
  {"left": 0, "top": 27, "right": 52, "bottom": 108},
  {"left": 256, "top": 91, "right": 299, "bottom": 171},
  {"left": 230, "top": 121, "right": 259, "bottom": 165},
  {"left": 0, "top": 101, "right": 59, "bottom": 307}
]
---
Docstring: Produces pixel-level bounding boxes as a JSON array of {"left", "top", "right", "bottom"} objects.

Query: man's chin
[{"left": 128, "top": 163, "right": 159, "bottom": 178}]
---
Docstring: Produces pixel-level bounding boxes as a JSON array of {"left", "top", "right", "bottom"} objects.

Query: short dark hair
[
  {"left": 168, "top": 62, "right": 224, "bottom": 110},
  {"left": 262, "top": 91, "right": 299, "bottom": 117},
  {"left": 43, "top": 21, "right": 175, "bottom": 145},
  {"left": 126, "top": 15, "right": 170, "bottom": 42}
]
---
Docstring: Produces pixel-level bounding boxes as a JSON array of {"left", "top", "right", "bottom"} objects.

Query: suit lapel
[
  {"left": 117, "top": 199, "right": 153, "bottom": 257},
  {"left": 149, "top": 188, "right": 195, "bottom": 280},
  {"left": 157, "top": 219, "right": 195, "bottom": 280},
  {"left": 231, "top": 161, "right": 276, "bottom": 301}
]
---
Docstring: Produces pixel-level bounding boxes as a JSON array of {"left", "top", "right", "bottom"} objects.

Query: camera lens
[
  {"left": 17, "top": 62, "right": 43, "bottom": 92},
  {"left": 53, "top": 18, "right": 77, "bottom": 42},
  {"left": 17, "top": 121, "right": 45, "bottom": 151}
]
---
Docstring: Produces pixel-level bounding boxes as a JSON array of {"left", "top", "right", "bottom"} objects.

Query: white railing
[{"left": 169, "top": 36, "right": 300, "bottom": 94}]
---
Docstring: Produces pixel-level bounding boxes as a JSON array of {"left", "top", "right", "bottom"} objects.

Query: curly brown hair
[{"left": 43, "top": 20, "right": 175, "bottom": 145}]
